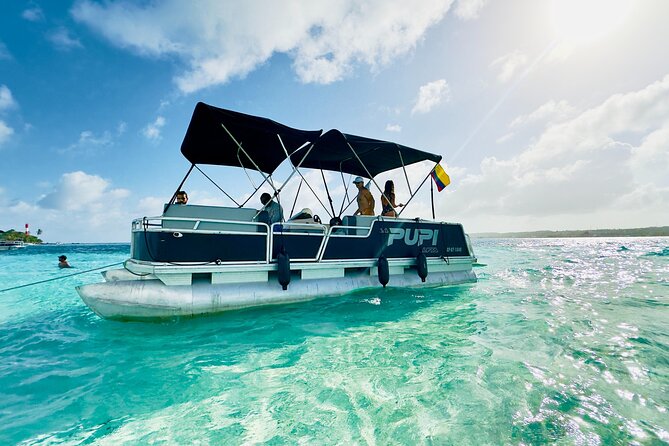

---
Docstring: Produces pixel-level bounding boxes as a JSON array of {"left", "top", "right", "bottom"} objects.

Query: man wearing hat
[{"left": 353, "top": 177, "right": 375, "bottom": 216}]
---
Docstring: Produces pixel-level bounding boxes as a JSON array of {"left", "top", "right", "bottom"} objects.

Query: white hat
[
  {"left": 353, "top": 176, "right": 364, "bottom": 184},
  {"left": 300, "top": 208, "right": 312, "bottom": 216}
]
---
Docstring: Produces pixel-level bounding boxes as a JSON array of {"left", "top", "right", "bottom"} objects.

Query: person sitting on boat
[
  {"left": 260, "top": 193, "right": 283, "bottom": 224},
  {"left": 176, "top": 190, "right": 188, "bottom": 204},
  {"left": 353, "top": 177, "right": 375, "bottom": 216},
  {"left": 380, "top": 180, "right": 403, "bottom": 217},
  {"left": 58, "top": 255, "right": 71, "bottom": 268}
]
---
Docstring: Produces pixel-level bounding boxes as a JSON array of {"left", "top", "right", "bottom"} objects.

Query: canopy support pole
[
  {"left": 291, "top": 169, "right": 332, "bottom": 219},
  {"left": 221, "top": 123, "right": 280, "bottom": 199},
  {"left": 338, "top": 171, "right": 354, "bottom": 217},
  {"left": 289, "top": 142, "right": 333, "bottom": 219},
  {"left": 398, "top": 149, "right": 413, "bottom": 196},
  {"left": 321, "top": 169, "right": 336, "bottom": 217},
  {"left": 194, "top": 165, "right": 241, "bottom": 207},
  {"left": 273, "top": 136, "right": 312, "bottom": 200},
  {"left": 397, "top": 161, "right": 440, "bottom": 218},
  {"left": 239, "top": 182, "right": 266, "bottom": 208},
  {"left": 290, "top": 178, "right": 303, "bottom": 218},
  {"left": 165, "top": 163, "right": 195, "bottom": 213}
]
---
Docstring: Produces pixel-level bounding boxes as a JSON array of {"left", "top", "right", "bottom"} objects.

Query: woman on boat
[{"left": 380, "top": 180, "right": 403, "bottom": 217}]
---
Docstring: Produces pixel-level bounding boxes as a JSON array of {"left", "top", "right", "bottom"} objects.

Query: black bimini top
[
  {"left": 290, "top": 130, "right": 442, "bottom": 178},
  {"left": 181, "top": 102, "right": 322, "bottom": 174},
  {"left": 181, "top": 103, "right": 441, "bottom": 177}
]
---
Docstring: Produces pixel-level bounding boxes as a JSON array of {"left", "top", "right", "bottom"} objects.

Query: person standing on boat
[
  {"left": 176, "top": 190, "right": 188, "bottom": 204},
  {"left": 380, "top": 180, "right": 403, "bottom": 217},
  {"left": 353, "top": 177, "right": 375, "bottom": 216},
  {"left": 260, "top": 193, "right": 284, "bottom": 224},
  {"left": 58, "top": 255, "right": 71, "bottom": 268}
]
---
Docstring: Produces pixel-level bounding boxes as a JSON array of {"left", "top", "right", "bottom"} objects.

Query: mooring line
[{"left": 0, "top": 262, "right": 123, "bottom": 293}]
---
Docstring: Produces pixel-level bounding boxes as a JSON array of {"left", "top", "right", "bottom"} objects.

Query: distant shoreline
[{"left": 472, "top": 226, "right": 669, "bottom": 238}]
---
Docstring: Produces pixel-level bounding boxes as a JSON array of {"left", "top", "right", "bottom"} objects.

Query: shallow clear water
[{"left": 0, "top": 239, "right": 667, "bottom": 445}]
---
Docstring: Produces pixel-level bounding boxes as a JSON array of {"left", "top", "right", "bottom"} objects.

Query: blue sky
[{"left": 1, "top": 0, "right": 668, "bottom": 242}]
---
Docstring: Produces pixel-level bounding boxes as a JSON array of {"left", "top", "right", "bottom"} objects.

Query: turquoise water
[{"left": 1, "top": 238, "right": 668, "bottom": 445}]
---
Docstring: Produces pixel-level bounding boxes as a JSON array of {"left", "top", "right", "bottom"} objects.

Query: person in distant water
[
  {"left": 353, "top": 177, "right": 375, "bottom": 216},
  {"left": 380, "top": 180, "right": 403, "bottom": 217},
  {"left": 58, "top": 255, "right": 71, "bottom": 268},
  {"left": 260, "top": 193, "right": 284, "bottom": 225},
  {"left": 176, "top": 190, "right": 188, "bottom": 204}
]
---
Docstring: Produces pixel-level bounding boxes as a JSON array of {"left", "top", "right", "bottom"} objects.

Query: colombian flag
[{"left": 430, "top": 164, "right": 451, "bottom": 192}]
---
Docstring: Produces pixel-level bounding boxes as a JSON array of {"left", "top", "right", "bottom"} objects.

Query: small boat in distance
[
  {"left": 76, "top": 103, "right": 477, "bottom": 320},
  {"left": 0, "top": 241, "right": 26, "bottom": 251}
]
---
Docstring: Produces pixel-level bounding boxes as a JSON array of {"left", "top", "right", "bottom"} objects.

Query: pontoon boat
[
  {"left": 76, "top": 103, "right": 477, "bottom": 320},
  {"left": 0, "top": 241, "right": 26, "bottom": 251}
]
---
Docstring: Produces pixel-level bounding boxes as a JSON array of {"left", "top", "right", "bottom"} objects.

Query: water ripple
[{"left": 1, "top": 240, "right": 668, "bottom": 444}]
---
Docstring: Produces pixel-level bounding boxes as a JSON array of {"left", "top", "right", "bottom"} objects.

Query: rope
[{"left": 0, "top": 262, "right": 123, "bottom": 293}]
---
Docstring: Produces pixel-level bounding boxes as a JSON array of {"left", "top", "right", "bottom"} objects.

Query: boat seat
[
  {"left": 161, "top": 204, "right": 262, "bottom": 232},
  {"left": 275, "top": 221, "right": 325, "bottom": 235},
  {"left": 339, "top": 215, "right": 376, "bottom": 235}
]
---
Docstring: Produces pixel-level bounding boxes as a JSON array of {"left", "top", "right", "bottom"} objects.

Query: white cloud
[
  {"left": 0, "top": 85, "right": 17, "bottom": 111},
  {"left": 629, "top": 125, "right": 669, "bottom": 187},
  {"left": 386, "top": 124, "right": 402, "bottom": 132},
  {"left": 72, "top": 0, "right": 459, "bottom": 93},
  {"left": 143, "top": 116, "right": 166, "bottom": 141},
  {"left": 411, "top": 79, "right": 450, "bottom": 115},
  {"left": 0, "top": 85, "right": 16, "bottom": 146},
  {"left": 441, "top": 74, "right": 669, "bottom": 232},
  {"left": 0, "top": 42, "right": 11, "bottom": 60},
  {"left": 454, "top": 0, "right": 487, "bottom": 20},
  {"left": 22, "top": 6, "right": 45, "bottom": 22},
  {"left": 37, "top": 171, "right": 126, "bottom": 211},
  {"left": 490, "top": 50, "right": 528, "bottom": 83},
  {"left": 0, "top": 171, "right": 133, "bottom": 242},
  {"left": 47, "top": 27, "right": 83, "bottom": 50},
  {"left": 60, "top": 129, "right": 113, "bottom": 155},
  {"left": 0, "top": 121, "right": 14, "bottom": 145},
  {"left": 510, "top": 100, "right": 577, "bottom": 128},
  {"left": 136, "top": 196, "right": 168, "bottom": 217},
  {"left": 496, "top": 132, "right": 514, "bottom": 144}
]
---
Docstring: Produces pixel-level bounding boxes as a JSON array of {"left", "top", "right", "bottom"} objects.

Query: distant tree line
[
  {"left": 0, "top": 229, "right": 43, "bottom": 244},
  {"left": 473, "top": 226, "right": 669, "bottom": 238}
]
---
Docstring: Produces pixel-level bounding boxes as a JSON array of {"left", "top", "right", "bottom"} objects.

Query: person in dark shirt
[{"left": 260, "top": 193, "right": 284, "bottom": 224}]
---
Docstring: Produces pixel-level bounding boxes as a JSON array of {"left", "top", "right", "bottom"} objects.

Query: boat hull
[{"left": 77, "top": 268, "right": 476, "bottom": 320}]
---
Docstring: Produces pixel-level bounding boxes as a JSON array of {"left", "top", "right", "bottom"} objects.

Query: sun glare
[{"left": 551, "top": 0, "right": 633, "bottom": 43}]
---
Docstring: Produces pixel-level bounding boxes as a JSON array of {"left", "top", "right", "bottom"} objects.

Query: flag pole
[{"left": 430, "top": 177, "right": 435, "bottom": 219}]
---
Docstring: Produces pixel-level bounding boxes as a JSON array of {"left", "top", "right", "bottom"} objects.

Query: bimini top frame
[{"left": 169, "top": 102, "right": 445, "bottom": 219}]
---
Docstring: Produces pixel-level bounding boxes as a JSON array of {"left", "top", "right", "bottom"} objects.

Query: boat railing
[
  {"left": 132, "top": 216, "right": 269, "bottom": 235},
  {"left": 271, "top": 222, "right": 327, "bottom": 262},
  {"left": 273, "top": 221, "right": 327, "bottom": 234},
  {"left": 130, "top": 213, "right": 470, "bottom": 265},
  {"left": 329, "top": 225, "right": 374, "bottom": 237}
]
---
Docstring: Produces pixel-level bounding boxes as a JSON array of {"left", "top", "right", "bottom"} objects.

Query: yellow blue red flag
[{"left": 430, "top": 164, "right": 451, "bottom": 192}]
